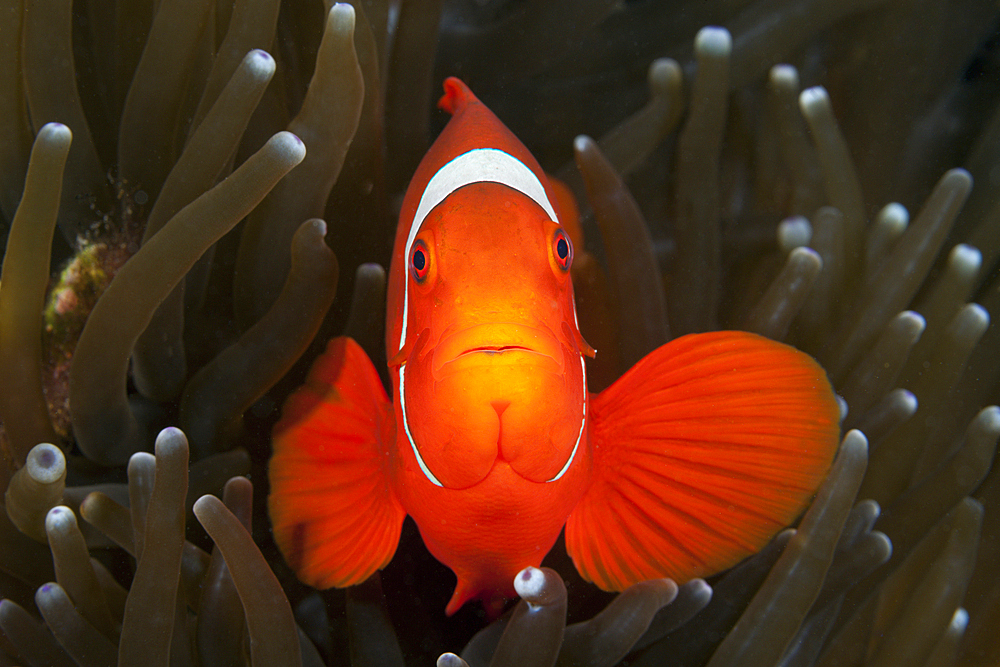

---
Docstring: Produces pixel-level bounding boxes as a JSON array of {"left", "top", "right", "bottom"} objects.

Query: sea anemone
[{"left": 1, "top": 0, "right": 999, "bottom": 665}]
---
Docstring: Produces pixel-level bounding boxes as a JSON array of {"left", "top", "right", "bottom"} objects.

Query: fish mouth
[
  {"left": 432, "top": 323, "right": 567, "bottom": 375},
  {"left": 459, "top": 345, "right": 531, "bottom": 356}
]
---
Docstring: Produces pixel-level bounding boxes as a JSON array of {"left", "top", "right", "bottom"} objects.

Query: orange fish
[{"left": 268, "top": 78, "right": 841, "bottom": 616}]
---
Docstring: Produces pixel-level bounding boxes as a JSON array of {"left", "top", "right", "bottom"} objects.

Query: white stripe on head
[
  {"left": 545, "top": 352, "right": 587, "bottom": 483},
  {"left": 398, "top": 148, "right": 558, "bottom": 351},
  {"left": 399, "top": 365, "right": 443, "bottom": 486}
]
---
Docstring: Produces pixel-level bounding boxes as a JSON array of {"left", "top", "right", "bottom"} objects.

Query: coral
[{"left": 1, "top": 0, "right": 1000, "bottom": 665}]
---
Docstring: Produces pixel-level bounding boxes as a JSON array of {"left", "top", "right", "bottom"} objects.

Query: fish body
[{"left": 268, "top": 78, "right": 841, "bottom": 615}]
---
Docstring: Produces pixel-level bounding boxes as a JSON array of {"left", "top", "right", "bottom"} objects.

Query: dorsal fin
[{"left": 438, "top": 76, "right": 477, "bottom": 115}]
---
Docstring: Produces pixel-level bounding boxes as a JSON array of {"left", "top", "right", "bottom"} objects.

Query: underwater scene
[{"left": 1, "top": 0, "right": 999, "bottom": 665}]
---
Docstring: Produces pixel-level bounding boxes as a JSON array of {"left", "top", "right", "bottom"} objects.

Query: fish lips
[{"left": 431, "top": 322, "right": 568, "bottom": 377}]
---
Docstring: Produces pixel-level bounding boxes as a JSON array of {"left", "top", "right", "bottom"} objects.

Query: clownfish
[{"left": 268, "top": 77, "right": 841, "bottom": 616}]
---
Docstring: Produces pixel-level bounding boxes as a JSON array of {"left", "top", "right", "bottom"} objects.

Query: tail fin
[
  {"left": 566, "top": 331, "right": 840, "bottom": 591},
  {"left": 268, "top": 337, "right": 405, "bottom": 589},
  {"left": 444, "top": 577, "right": 510, "bottom": 619}
]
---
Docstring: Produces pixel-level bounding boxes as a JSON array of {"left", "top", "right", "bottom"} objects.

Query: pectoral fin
[
  {"left": 268, "top": 337, "right": 405, "bottom": 589},
  {"left": 566, "top": 331, "right": 840, "bottom": 591}
]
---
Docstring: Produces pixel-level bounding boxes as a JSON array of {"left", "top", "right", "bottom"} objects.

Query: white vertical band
[{"left": 398, "top": 148, "right": 558, "bottom": 352}]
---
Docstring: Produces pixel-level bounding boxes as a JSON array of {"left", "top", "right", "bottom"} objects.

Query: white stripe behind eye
[
  {"left": 399, "top": 364, "right": 443, "bottom": 487},
  {"left": 397, "top": 148, "right": 558, "bottom": 352}
]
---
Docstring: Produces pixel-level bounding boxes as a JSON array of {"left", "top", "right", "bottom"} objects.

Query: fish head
[{"left": 385, "top": 80, "right": 593, "bottom": 492}]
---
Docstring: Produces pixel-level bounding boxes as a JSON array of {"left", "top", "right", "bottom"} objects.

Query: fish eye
[
  {"left": 411, "top": 239, "right": 430, "bottom": 283},
  {"left": 553, "top": 229, "right": 572, "bottom": 271}
]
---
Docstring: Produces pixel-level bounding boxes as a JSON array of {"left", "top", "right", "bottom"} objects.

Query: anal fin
[
  {"left": 268, "top": 337, "right": 405, "bottom": 589},
  {"left": 566, "top": 331, "right": 841, "bottom": 591}
]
